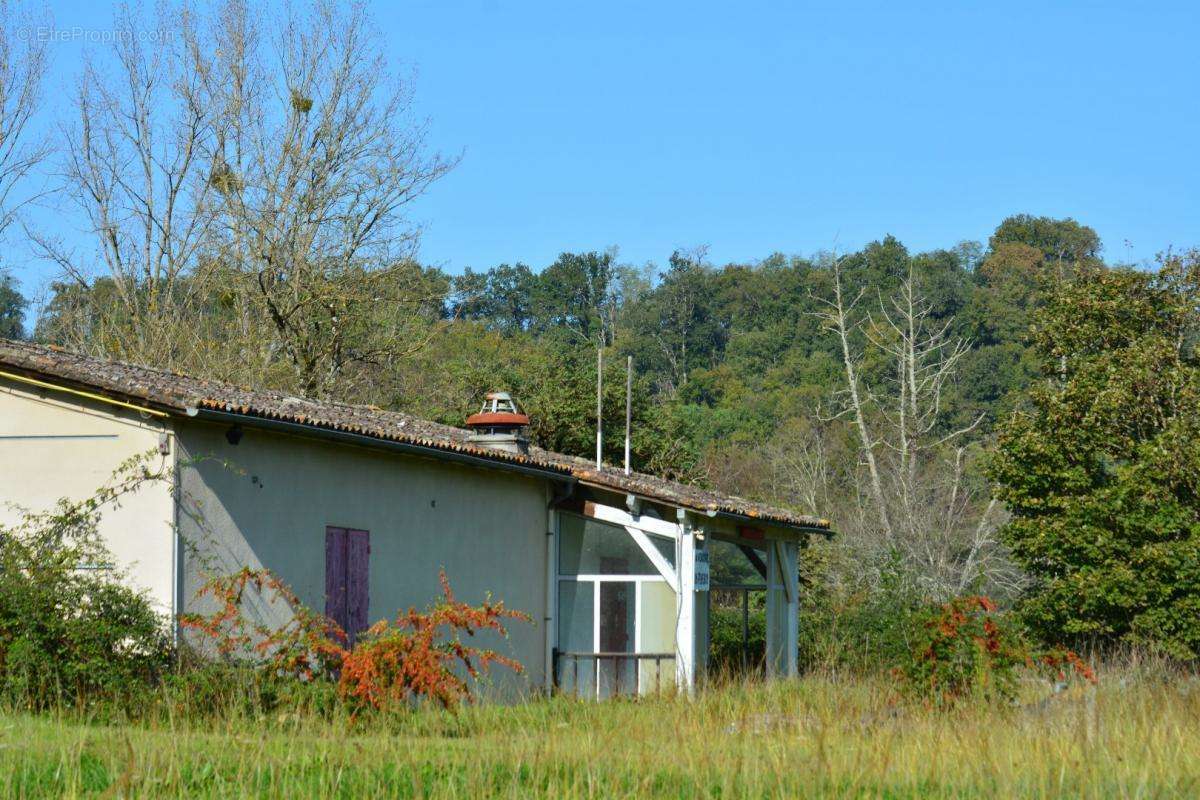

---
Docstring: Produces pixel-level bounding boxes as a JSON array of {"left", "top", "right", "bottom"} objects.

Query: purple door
[{"left": 325, "top": 526, "right": 370, "bottom": 645}]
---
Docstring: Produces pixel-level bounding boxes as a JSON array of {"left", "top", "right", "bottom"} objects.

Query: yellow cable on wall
[{"left": 0, "top": 369, "right": 169, "bottom": 418}]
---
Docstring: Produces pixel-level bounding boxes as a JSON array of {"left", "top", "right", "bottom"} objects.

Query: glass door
[
  {"left": 597, "top": 581, "right": 636, "bottom": 696},
  {"left": 555, "top": 513, "right": 677, "bottom": 698}
]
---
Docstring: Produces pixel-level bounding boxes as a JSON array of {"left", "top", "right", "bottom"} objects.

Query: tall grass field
[{"left": 1, "top": 669, "right": 1196, "bottom": 798}]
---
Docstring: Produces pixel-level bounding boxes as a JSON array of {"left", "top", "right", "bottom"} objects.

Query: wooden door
[
  {"left": 345, "top": 529, "right": 370, "bottom": 643},
  {"left": 325, "top": 526, "right": 370, "bottom": 645}
]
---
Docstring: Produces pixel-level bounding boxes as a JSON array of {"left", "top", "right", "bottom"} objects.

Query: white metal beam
[
  {"left": 782, "top": 540, "right": 799, "bottom": 677},
  {"left": 583, "top": 501, "right": 681, "bottom": 539},
  {"left": 624, "top": 525, "right": 679, "bottom": 593},
  {"left": 765, "top": 543, "right": 780, "bottom": 677}
]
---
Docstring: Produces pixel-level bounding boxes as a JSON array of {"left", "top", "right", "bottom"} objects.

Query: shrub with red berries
[
  {"left": 896, "top": 595, "right": 1096, "bottom": 706},
  {"left": 180, "top": 567, "right": 529, "bottom": 713}
]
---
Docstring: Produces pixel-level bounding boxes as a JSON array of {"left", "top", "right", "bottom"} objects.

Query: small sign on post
[{"left": 694, "top": 550, "right": 710, "bottom": 592}]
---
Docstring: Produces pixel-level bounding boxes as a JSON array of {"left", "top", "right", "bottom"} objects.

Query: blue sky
[{"left": 6, "top": 0, "right": 1198, "bottom": 299}]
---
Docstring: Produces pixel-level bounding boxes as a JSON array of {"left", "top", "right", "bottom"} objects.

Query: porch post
[
  {"left": 765, "top": 541, "right": 782, "bottom": 676},
  {"left": 765, "top": 539, "right": 800, "bottom": 678},
  {"left": 675, "top": 511, "right": 696, "bottom": 693},
  {"left": 782, "top": 540, "right": 799, "bottom": 677}
]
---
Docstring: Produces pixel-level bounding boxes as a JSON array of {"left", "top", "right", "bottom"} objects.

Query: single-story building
[{"left": 0, "top": 339, "right": 831, "bottom": 698}]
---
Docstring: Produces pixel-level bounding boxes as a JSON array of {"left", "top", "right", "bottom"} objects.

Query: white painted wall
[
  {"left": 0, "top": 380, "right": 176, "bottom": 615},
  {"left": 175, "top": 420, "right": 550, "bottom": 695}
]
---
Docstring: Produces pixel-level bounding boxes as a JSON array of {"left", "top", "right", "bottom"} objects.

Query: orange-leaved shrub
[
  {"left": 179, "top": 567, "right": 528, "bottom": 711},
  {"left": 339, "top": 571, "right": 529, "bottom": 711},
  {"left": 179, "top": 567, "right": 346, "bottom": 681},
  {"left": 895, "top": 595, "right": 1096, "bottom": 707}
]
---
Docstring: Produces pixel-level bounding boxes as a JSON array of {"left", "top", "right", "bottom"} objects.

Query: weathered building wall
[
  {"left": 175, "top": 420, "right": 550, "bottom": 694},
  {"left": 0, "top": 379, "right": 176, "bottom": 614}
]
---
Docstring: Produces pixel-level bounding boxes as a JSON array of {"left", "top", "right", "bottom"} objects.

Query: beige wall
[
  {"left": 0, "top": 379, "right": 176, "bottom": 614},
  {"left": 638, "top": 580, "right": 676, "bottom": 693},
  {"left": 175, "top": 420, "right": 550, "bottom": 695}
]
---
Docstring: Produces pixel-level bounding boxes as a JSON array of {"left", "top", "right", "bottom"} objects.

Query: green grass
[{"left": 1, "top": 673, "right": 1197, "bottom": 798}]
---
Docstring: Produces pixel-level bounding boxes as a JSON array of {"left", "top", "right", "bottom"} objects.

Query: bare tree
[
  {"left": 813, "top": 255, "right": 1021, "bottom": 599},
  {"left": 760, "top": 417, "right": 837, "bottom": 518},
  {"left": 813, "top": 256, "right": 893, "bottom": 539},
  {"left": 33, "top": 4, "right": 221, "bottom": 365},
  {"left": 203, "top": 0, "right": 456, "bottom": 397},
  {"left": 0, "top": 1, "right": 49, "bottom": 237},
  {"left": 863, "top": 260, "right": 981, "bottom": 533},
  {"left": 37, "top": 0, "right": 454, "bottom": 397}
]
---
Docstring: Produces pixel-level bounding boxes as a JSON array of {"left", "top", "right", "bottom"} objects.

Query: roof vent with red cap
[{"left": 466, "top": 392, "right": 530, "bottom": 454}]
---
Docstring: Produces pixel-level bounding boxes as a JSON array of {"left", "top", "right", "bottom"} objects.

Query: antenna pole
[
  {"left": 624, "top": 355, "right": 632, "bottom": 475},
  {"left": 595, "top": 346, "right": 603, "bottom": 469}
]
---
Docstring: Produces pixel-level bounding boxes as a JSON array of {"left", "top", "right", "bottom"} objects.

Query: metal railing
[{"left": 552, "top": 650, "right": 676, "bottom": 699}]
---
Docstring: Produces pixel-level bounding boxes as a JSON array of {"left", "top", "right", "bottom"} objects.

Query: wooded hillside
[{"left": 7, "top": 211, "right": 1109, "bottom": 604}]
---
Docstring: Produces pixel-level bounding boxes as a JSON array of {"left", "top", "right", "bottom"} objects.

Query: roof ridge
[{"left": 0, "top": 337, "right": 830, "bottom": 532}]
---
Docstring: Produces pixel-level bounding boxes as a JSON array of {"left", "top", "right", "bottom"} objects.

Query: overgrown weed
[{"left": 4, "top": 663, "right": 1192, "bottom": 798}]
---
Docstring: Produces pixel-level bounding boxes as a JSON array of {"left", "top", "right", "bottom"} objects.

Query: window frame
[{"left": 553, "top": 511, "right": 678, "bottom": 696}]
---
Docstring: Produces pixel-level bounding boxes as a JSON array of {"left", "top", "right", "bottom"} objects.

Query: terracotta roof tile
[{"left": 0, "top": 339, "right": 830, "bottom": 532}]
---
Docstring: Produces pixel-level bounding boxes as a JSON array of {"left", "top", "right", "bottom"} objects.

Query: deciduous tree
[
  {"left": 36, "top": 0, "right": 453, "bottom": 398},
  {"left": 0, "top": 1, "right": 48, "bottom": 238},
  {"left": 991, "top": 252, "right": 1200, "bottom": 657},
  {"left": 203, "top": 0, "right": 455, "bottom": 397},
  {"left": 0, "top": 270, "right": 24, "bottom": 339}
]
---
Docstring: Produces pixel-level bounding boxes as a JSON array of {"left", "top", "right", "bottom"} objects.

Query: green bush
[
  {"left": 797, "top": 551, "right": 929, "bottom": 674},
  {"left": 0, "top": 454, "right": 173, "bottom": 710},
  {"left": 708, "top": 552, "right": 933, "bottom": 678},
  {"left": 708, "top": 601, "right": 766, "bottom": 674},
  {"left": 156, "top": 661, "right": 342, "bottom": 722}
]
